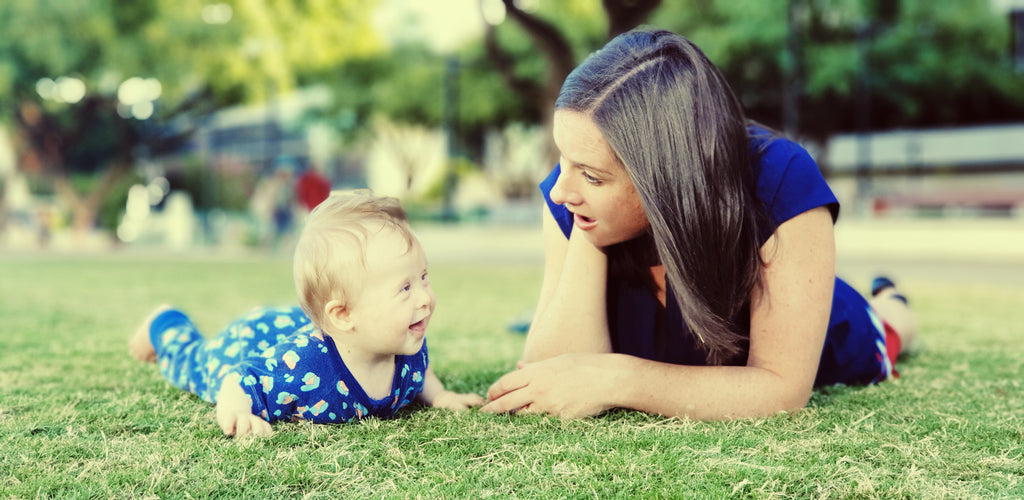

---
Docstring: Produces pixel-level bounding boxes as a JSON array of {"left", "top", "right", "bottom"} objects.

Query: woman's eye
[{"left": 582, "top": 171, "right": 601, "bottom": 184}]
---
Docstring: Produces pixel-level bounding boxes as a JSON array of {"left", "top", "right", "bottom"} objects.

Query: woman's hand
[{"left": 481, "top": 353, "right": 617, "bottom": 419}]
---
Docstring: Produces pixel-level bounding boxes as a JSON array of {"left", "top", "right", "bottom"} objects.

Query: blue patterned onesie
[{"left": 149, "top": 306, "right": 428, "bottom": 423}]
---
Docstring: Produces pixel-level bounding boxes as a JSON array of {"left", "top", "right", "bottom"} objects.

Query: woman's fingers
[
  {"left": 485, "top": 367, "right": 531, "bottom": 401},
  {"left": 481, "top": 382, "right": 534, "bottom": 414}
]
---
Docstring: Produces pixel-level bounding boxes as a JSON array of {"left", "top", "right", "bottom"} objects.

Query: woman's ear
[{"left": 324, "top": 299, "right": 355, "bottom": 333}]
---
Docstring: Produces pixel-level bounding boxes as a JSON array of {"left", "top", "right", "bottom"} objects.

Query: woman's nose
[{"left": 549, "top": 165, "right": 580, "bottom": 206}]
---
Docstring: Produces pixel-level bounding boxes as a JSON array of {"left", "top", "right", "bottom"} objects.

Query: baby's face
[{"left": 344, "top": 227, "right": 434, "bottom": 358}]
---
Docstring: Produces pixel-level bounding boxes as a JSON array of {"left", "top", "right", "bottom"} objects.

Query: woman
[{"left": 481, "top": 28, "right": 916, "bottom": 420}]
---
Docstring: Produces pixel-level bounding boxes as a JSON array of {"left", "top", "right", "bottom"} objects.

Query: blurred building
[
  {"left": 826, "top": 123, "right": 1024, "bottom": 217},
  {"left": 160, "top": 85, "right": 364, "bottom": 187}
]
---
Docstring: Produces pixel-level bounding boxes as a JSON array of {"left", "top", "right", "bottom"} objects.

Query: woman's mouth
[{"left": 573, "top": 212, "right": 597, "bottom": 231}]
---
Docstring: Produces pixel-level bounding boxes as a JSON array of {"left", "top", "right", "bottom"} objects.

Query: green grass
[{"left": 1, "top": 254, "right": 1022, "bottom": 498}]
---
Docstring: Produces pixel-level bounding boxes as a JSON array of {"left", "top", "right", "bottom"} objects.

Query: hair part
[
  {"left": 292, "top": 189, "right": 415, "bottom": 329},
  {"left": 557, "top": 27, "right": 769, "bottom": 364}
]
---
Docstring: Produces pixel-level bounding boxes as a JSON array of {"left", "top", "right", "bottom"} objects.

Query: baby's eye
[
  {"left": 402, "top": 283, "right": 412, "bottom": 292},
  {"left": 421, "top": 272, "right": 429, "bottom": 281}
]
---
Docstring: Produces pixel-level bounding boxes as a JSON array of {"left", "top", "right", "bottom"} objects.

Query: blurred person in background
[
  {"left": 295, "top": 162, "right": 332, "bottom": 213},
  {"left": 250, "top": 156, "right": 300, "bottom": 251}
]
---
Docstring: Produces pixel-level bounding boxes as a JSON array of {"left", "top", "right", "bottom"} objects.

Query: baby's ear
[{"left": 324, "top": 299, "right": 355, "bottom": 333}]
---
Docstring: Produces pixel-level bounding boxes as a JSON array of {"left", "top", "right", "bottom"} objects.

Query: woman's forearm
[
  {"left": 523, "top": 230, "right": 612, "bottom": 361},
  {"left": 607, "top": 354, "right": 812, "bottom": 420}
]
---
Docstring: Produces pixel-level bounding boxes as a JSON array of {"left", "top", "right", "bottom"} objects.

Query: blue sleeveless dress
[{"left": 539, "top": 127, "right": 894, "bottom": 387}]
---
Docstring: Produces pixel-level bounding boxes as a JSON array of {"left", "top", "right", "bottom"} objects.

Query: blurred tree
[
  {"left": 0, "top": 0, "right": 381, "bottom": 232},
  {"left": 302, "top": 1, "right": 610, "bottom": 172},
  {"left": 649, "top": 0, "right": 1024, "bottom": 141},
  {"left": 482, "top": 0, "right": 657, "bottom": 163},
  {"left": 351, "top": 0, "right": 1020, "bottom": 152}
]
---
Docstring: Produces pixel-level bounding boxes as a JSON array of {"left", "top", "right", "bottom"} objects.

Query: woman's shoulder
[
  {"left": 747, "top": 125, "right": 839, "bottom": 226},
  {"left": 747, "top": 125, "right": 814, "bottom": 166},
  {"left": 539, "top": 165, "right": 575, "bottom": 238}
]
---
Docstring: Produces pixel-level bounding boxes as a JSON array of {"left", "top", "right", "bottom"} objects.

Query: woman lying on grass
[
  {"left": 482, "top": 28, "right": 917, "bottom": 420},
  {"left": 130, "top": 190, "right": 483, "bottom": 437}
]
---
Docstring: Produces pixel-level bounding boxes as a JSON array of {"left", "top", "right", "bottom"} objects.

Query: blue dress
[
  {"left": 149, "top": 306, "right": 429, "bottom": 423},
  {"left": 539, "top": 127, "right": 893, "bottom": 387}
]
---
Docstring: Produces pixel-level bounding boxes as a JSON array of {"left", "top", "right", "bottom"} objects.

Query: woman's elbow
[
  {"left": 773, "top": 382, "right": 814, "bottom": 415},
  {"left": 755, "top": 370, "right": 815, "bottom": 417}
]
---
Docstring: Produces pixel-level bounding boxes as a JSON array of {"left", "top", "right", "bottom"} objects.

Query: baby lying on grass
[{"left": 130, "top": 190, "right": 483, "bottom": 437}]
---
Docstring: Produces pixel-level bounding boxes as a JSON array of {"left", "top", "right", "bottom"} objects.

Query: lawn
[{"left": 1, "top": 253, "right": 1021, "bottom": 498}]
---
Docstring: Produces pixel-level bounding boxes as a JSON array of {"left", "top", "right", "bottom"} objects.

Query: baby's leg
[
  {"left": 129, "top": 304, "right": 174, "bottom": 363},
  {"left": 144, "top": 307, "right": 222, "bottom": 402},
  {"left": 869, "top": 283, "right": 918, "bottom": 355}
]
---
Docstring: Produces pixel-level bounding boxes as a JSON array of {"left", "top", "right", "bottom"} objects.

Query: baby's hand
[
  {"left": 431, "top": 390, "right": 486, "bottom": 411},
  {"left": 216, "top": 405, "right": 274, "bottom": 437},
  {"left": 215, "top": 381, "right": 273, "bottom": 438}
]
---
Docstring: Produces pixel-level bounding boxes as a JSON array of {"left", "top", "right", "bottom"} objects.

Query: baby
[{"left": 130, "top": 190, "right": 484, "bottom": 437}]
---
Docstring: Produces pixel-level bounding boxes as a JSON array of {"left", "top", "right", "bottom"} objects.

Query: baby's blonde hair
[{"left": 292, "top": 189, "right": 415, "bottom": 329}]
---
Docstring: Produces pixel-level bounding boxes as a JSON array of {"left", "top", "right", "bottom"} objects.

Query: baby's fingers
[
  {"left": 234, "top": 415, "right": 272, "bottom": 438},
  {"left": 434, "top": 391, "right": 486, "bottom": 410},
  {"left": 248, "top": 416, "right": 273, "bottom": 437},
  {"left": 233, "top": 415, "right": 254, "bottom": 437},
  {"left": 457, "top": 393, "right": 486, "bottom": 408},
  {"left": 217, "top": 412, "right": 240, "bottom": 436}
]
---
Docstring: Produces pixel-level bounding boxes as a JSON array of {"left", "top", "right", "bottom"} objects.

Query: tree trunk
[
  {"left": 484, "top": 0, "right": 660, "bottom": 164},
  {"left": 603, "top": 0, "right": 662, "bottom": 40}
]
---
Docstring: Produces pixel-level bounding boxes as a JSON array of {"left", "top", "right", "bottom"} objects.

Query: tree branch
[{"left": 499, "top": 0, "right": 576, "bottom": 104}]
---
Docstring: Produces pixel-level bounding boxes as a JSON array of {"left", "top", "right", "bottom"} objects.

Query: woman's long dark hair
[{"left": 556, "top": 28, "right": 769, "bottom": 364}]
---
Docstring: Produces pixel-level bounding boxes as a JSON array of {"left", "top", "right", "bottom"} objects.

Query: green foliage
[
  {"left": 332, "top": 0, "right": 1018, "bottom": 140},
  {"left": 648, "top": 0, "right": 1024, "bottom": 134},
  {"left": 0, "top": 0, "right": 384, "bottom": 117},
  {"left": 3, "top": 0, "right": 1022, "bottom": 221},
  {"left": 1, "top": 255, "right": 1022, "bottom": 498},
  {"left": 312, "top": 1, "right": 610, "bottom": 135},
  {"left": 0, "top": 0, "right": 383, "bottom": 228}
]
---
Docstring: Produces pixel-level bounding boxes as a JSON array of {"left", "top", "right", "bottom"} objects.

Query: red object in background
[{"left": 295, "top": 169, "right": 331, "bottom": 211}]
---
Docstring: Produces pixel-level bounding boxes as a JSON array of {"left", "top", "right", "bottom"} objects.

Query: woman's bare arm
[
  {"left": 522, "top": 207, "right": 612, "bottom": 362},
  {"left": 485, "top": 207, "right": 835, "bottom": 419}
]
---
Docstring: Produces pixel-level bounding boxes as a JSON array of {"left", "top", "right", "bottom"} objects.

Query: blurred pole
[
  {"left": 1012, "top": 9, "right": 1024, "bottom": 74},
  {"left": 442, "top": 56, "right": 460, "bottom": 222},
  {"left": 855, "top": 20, "right": 874, "bottom": 215},
  {"left": 264, "top": 82, "right": 272, "bottom": 174},
  {"left": 782, "top": 0, "right": 803, "bottom": 138}
]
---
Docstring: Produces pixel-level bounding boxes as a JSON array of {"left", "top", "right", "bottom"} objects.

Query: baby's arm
[
  {"left": 215, "top": 380, "right": 273, "bottom": 437},
  {"left": 417, "top": 366, "right": 485, "bottom": 410}
]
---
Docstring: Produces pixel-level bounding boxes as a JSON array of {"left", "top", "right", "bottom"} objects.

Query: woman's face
[{"left": 550, "top": 110, "right": 649, "bottom": 248}]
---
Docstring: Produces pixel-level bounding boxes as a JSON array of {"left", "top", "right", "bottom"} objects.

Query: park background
[{"left": 1, "top": 0, "right": 1023, "bottom": 497}]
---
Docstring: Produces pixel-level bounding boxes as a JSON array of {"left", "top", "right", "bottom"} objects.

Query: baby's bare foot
[{"left": 129, "top": 305, "right": 173, "bottom": 363}]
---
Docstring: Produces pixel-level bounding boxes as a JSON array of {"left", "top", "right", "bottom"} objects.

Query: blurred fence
[{"left": 825, "top": 124, "right": 1024, "bottom": 217}]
